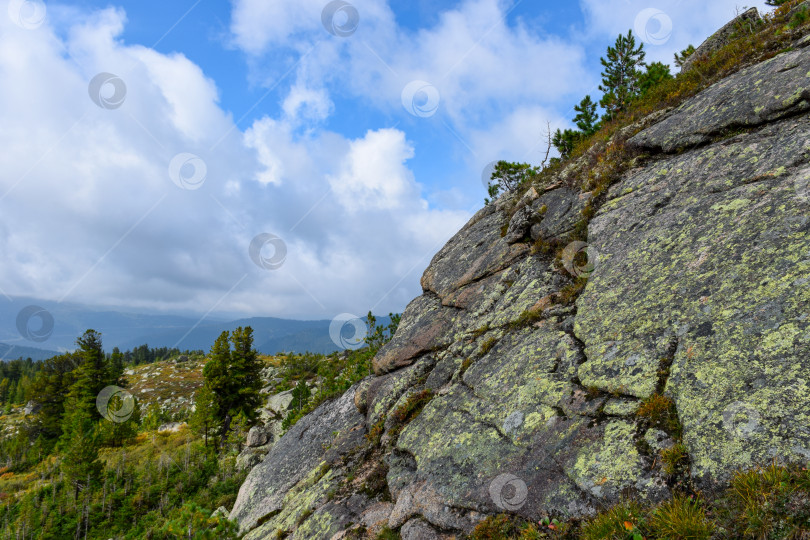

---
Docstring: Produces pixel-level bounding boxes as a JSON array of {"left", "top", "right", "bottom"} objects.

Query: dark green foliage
[
  {"left": 638, "top": 61, "right": 673, "bottom": 96},
  {"left": 574, "top": 95, "right": 600, "bottom": 136},
  {"left": 552, "top": 128, "right": 581, "bottom": 160},
  {"left": 190, "top": 383, "right": 219, "bottom": 447},
  {"left": 674, "top": 44, "right": 696, "bottom": 69},
  {"left": 553, "top": 96, "right": 600, "bottom": 159},
  {"left": 599, "top": 30, "right": 646, "bottom": 119},
  {"left": 202, "top": 326, "right": 263, "bottom": 446},
  {"left": 486, "top": 161, "right": 540, "bottom": 203},
  {"left": 59, "top": 330, "right": 113, "bottom": 497},
  {"left": 0, "top": 330, "right": 243, "bottom": 538}
]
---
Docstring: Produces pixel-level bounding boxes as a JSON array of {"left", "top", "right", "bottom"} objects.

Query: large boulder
[
  {"left": 230, "top": 25, "right": 810, "bottom": 540},
  {"left": 246, "top": 425, "right": 270, "bottom": 447},
  {"left": 230, "top": 384, "right": 365, "bottom": 534},
  {"left": 631, "top": 45, "right": 810, "bottom": 153},
  {"left": 579, "top": 112, "right": 810, "bottom": 485}
]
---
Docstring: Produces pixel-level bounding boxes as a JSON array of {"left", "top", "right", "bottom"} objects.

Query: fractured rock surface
[{"left": 231, "top": 41, "right": 810, "bottom": 540}]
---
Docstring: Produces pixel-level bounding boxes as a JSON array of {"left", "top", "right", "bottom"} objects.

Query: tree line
[{"left": 486, "top": 29, "right": 698, "bottom": 200}]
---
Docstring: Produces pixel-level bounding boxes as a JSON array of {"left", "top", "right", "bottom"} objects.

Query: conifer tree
[
  {"left": 674, "top": 44, "right": 696, "bottom": 69},
  {"left": 639, "top": 61, "right": 673, "bottom": 96},
  {"left": 573, "top": 95, "right": 600, "bottom": 136},
  {"left": 552, "top": 96, "right": 601, "bottom": 159},
  {"left": 190, "top": 384, "right": 219, "bottom": 447},
  {"left": 59, "top": 330, "right": 108, "bottom": 497},
  {"left": 229, "top": 327, "right": 263, "bottom": 423},
  {"left": 108, "top": 347, "right": 125, "bottom": 386},
  {"left": 201, "top": 327, "right": 262, "bottom": 447},
  {"left": 599, "top": 30, "right": 646, "bottom": 119}
]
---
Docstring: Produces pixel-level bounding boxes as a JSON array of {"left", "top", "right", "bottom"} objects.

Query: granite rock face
[
  {"left": 681, "top": 7, "right": 762, "bottom": 73},
  {"left": 230, "top": 38, "right": 810, "bottom": 540}
]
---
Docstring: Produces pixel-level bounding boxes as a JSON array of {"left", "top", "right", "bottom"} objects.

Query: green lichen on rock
[{"left": 231, "top": 28, "right": 810, "bottom": 540}]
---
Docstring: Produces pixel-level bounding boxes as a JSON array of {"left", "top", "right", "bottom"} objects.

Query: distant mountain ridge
[{"left": 0, "top": 297, "right": 380, "bottom": 358}]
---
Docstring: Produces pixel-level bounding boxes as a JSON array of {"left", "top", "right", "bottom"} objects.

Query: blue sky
[{"left": 0, "top": 0, "right": 771, "bottom": 322}]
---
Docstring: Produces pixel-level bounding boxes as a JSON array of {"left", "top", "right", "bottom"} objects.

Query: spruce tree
[
  {"left": 201, "top": 327, "right": 263, "bottom": 447},
  {"left": 108, "top": 347, "right": 125, "bottom": 386},
  {"left": 599, "top": 30, "right": 646, "bottom": 119},
  {"left": 59, "top": 331, "right": 108, "bottom": 498},
  {"left": 190, "top": 384, "right": 218, "bottom": 447},
  {"left": 28, "top": 352, "right": 80, "bottom": 441},
  {"left": 229, "top": 327, "right": 263, "bottom": 423}
]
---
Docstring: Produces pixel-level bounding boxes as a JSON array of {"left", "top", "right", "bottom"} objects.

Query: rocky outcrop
[
  {"left": 631, "top": 44, "right": 810, "bottom": 153},
  {"left": 682, "top": 8, "right": 762, "bottom": 73},
  {"left": 230, "top": 384, "right": 367, "bottom": 536},
  {"left": 230, "top": 25, "right": 810, "bottom": 540}
]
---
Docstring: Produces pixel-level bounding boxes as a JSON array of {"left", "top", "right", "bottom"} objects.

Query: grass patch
[
  {"left": 581, "top": 500, "right": 645, "bottom": 540},
  {"left": 480, "top": 337, "right": 498, "bottom": 356},
  {"left": 661, "top": 442, "right": 689, "bottom": 477},
  {"left": 648, "top": 495, "right": 713, "bottom": 539},
  {"left": 376, "top": 526, "right": 401, "bottom": 539},
  {"left": 388, "top": 390, "right": 434, "bottom": 443},
  {"left": 636, "top": 393, "right": 682, "bottom": 440}
]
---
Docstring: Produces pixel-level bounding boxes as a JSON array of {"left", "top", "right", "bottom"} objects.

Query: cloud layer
[{"left": 0, "top": 0, "right": 773, "bottom": 324}]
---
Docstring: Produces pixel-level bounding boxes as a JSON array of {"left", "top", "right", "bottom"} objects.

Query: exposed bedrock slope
[{"left": 230, "top": 41, "right": 810, "bottom": 540}]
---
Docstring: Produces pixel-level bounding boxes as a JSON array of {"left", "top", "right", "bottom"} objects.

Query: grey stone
[
  {"left": 631, "top": 46, "right": 810, "bottom": 153},
  {"left": 246, "top": 425, "right": 269, "bottom": 447},
  {"left": 401, "top": 518, "right": 444, "bottom": 540},
  {"left": 682, "top": 8, "right": 761, "bottom": 73},
  {"left": 230, "top": 384, "right": 365, "bottom": 533},
  {"left": 157, "top": 422, "right": 185, "bottom": 433}
]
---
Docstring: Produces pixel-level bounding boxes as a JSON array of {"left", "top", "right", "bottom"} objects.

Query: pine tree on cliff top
[{"left": 599, "top": 30, "right": 646, "bottom": 119}]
